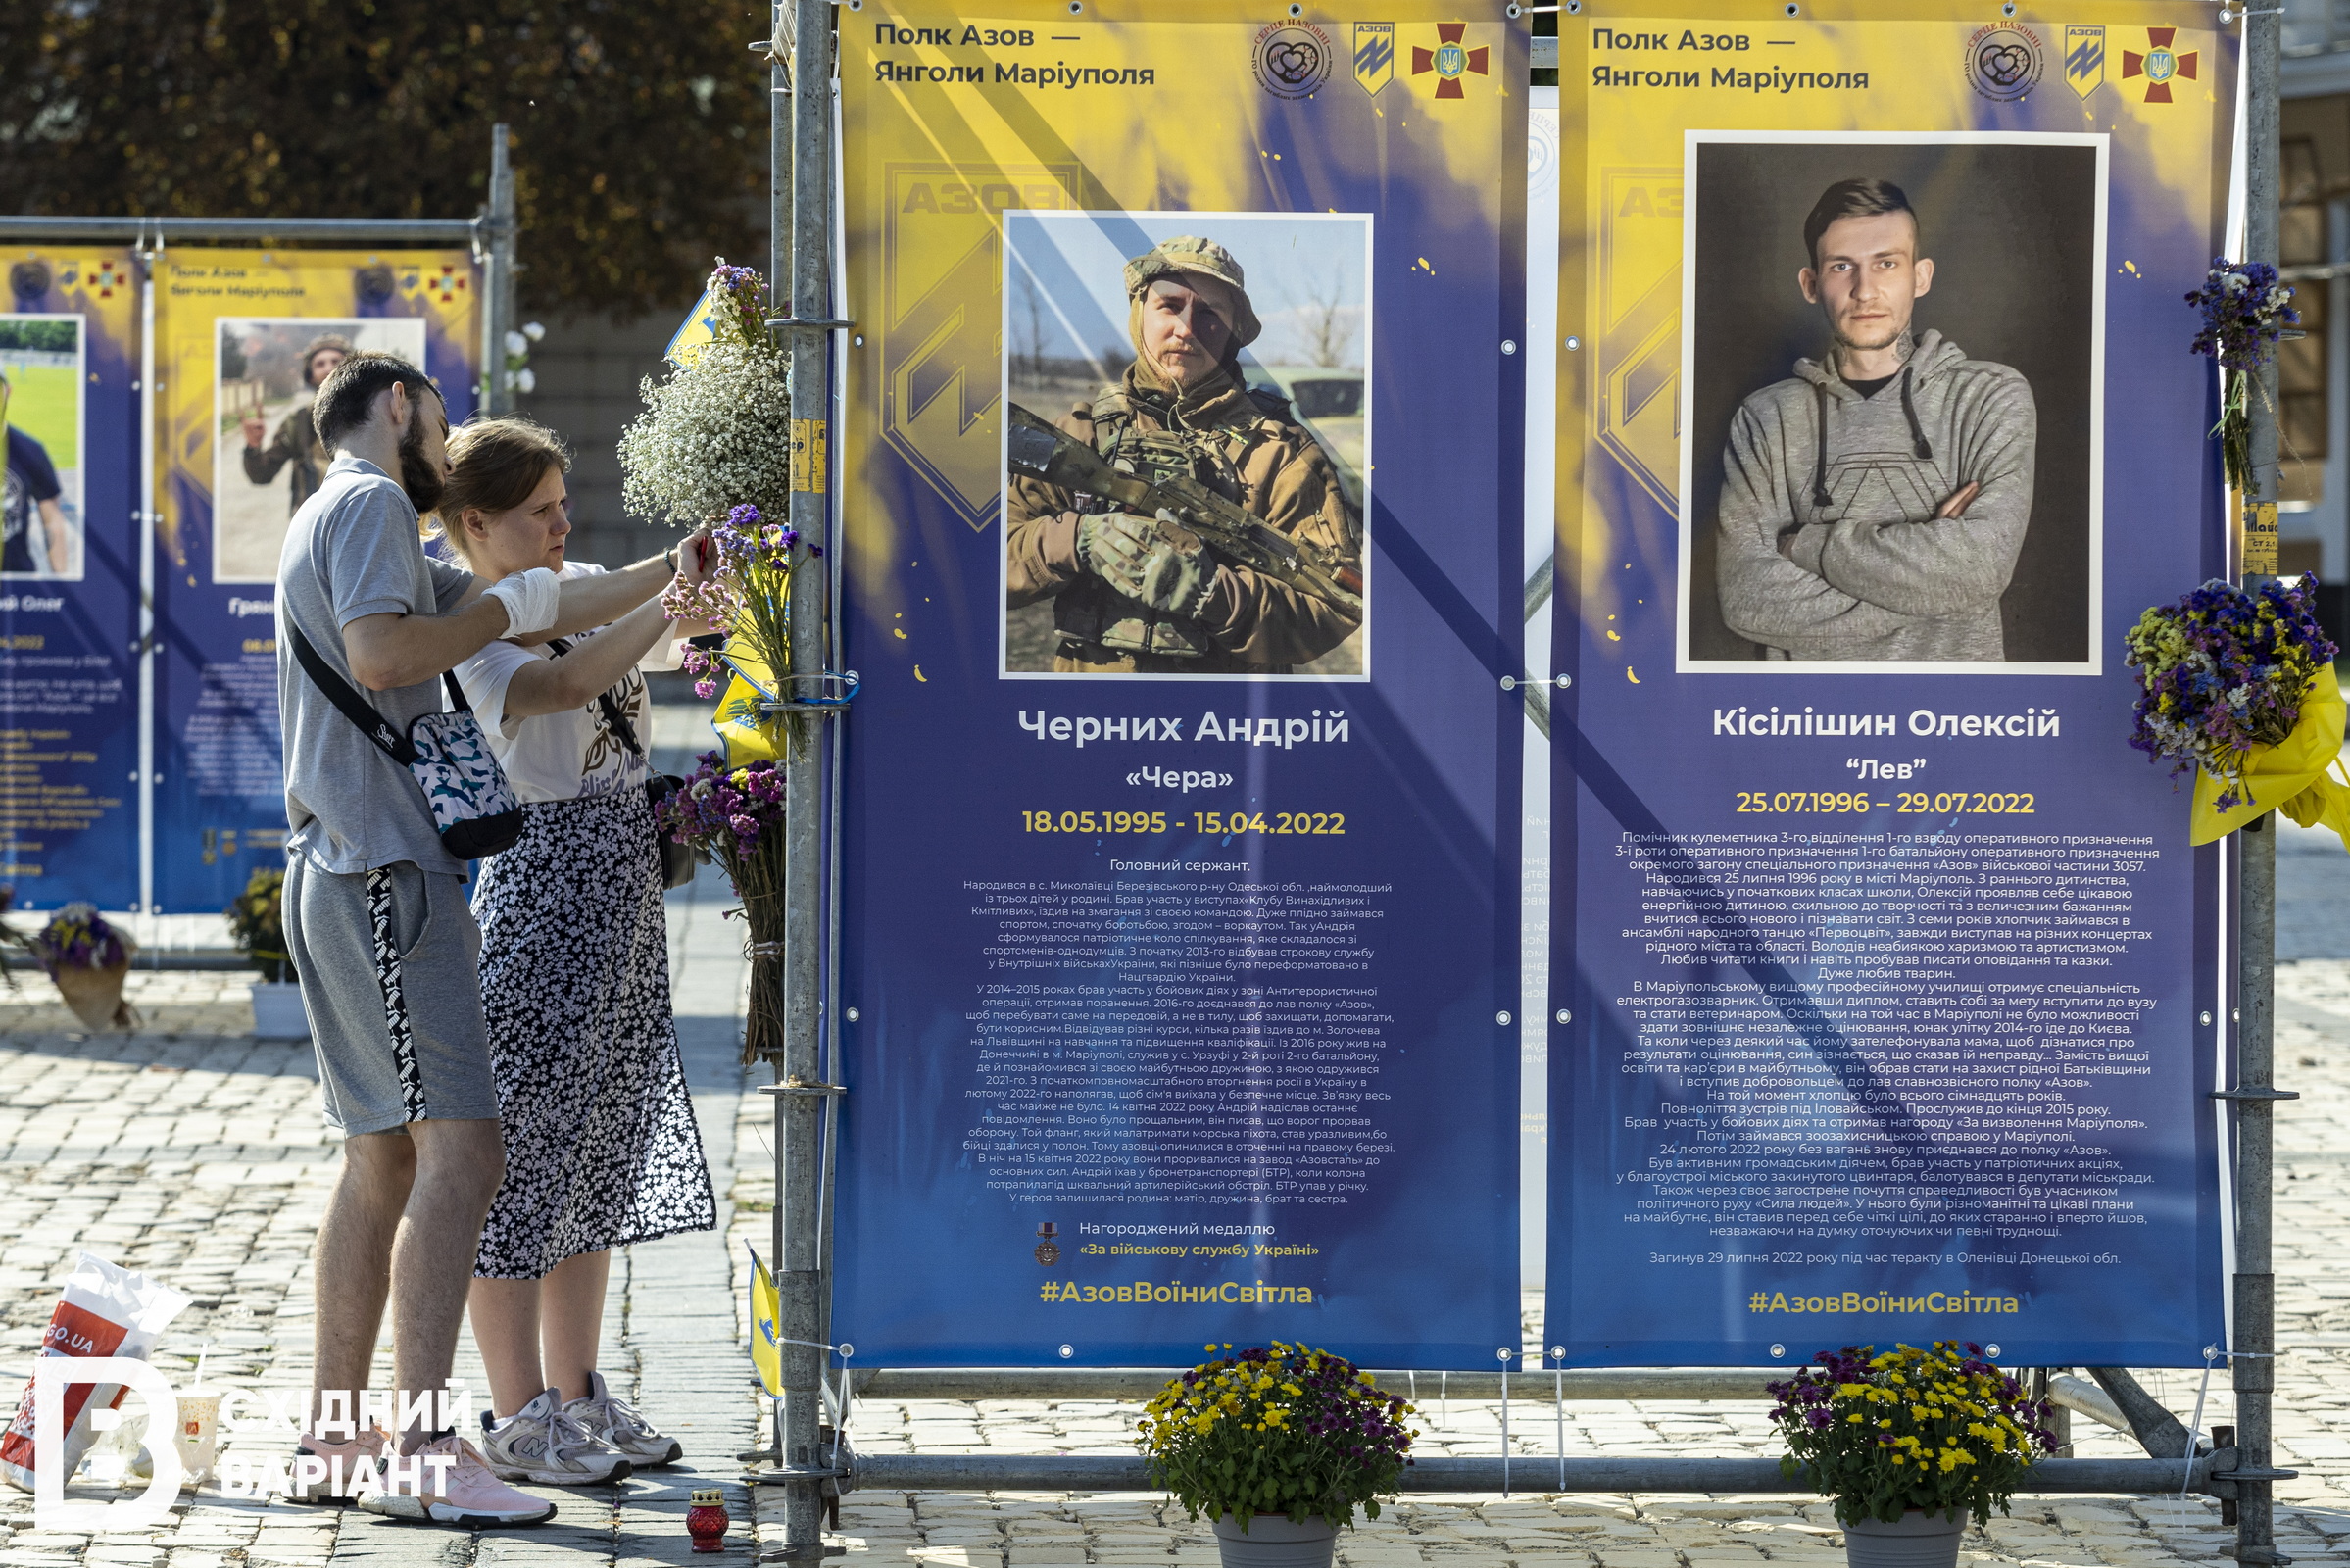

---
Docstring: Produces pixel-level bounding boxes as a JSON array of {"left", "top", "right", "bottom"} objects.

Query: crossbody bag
[
  {"left": 287, "top": 623, "right": 524, "bottom": 860},
  {"left": 547, "top": 637, "right": 698, "bottom": 891}
]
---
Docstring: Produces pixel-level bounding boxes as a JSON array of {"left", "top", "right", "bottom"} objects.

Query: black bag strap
[
  {"left": 288, "top": 621, "right": 418, "bottom": 764},
  {"left": 545, "top": 636, "right": 646, "bottom": 760}
]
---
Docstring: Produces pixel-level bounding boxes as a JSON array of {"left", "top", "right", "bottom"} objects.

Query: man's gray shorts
[{"left": 283, "top": 858, "right": 500, "bottom": 1136}]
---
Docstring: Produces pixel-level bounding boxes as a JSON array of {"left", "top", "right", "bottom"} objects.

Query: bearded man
[{"left": 1005, "top": 235, "right": 1361, "bottom": 674}]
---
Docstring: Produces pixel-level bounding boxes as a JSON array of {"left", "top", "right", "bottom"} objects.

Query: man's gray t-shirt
[{"left": 276, "top": 454, "right": 474, "bottom": 875}]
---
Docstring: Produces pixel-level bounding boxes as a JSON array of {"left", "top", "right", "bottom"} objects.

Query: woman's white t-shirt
[{"left": 454, "top": 562, "right": 681, "bottom": 804}]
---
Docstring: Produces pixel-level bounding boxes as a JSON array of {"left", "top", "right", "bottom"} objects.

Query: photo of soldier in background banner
[
  {"left": 152, "top": 251, "right": 477, "bottom": 912},
  {"left": 1552, "top": 8, "right": 2233, "bottom": 1365},
  {"left": 0, "top": 251, "right": 139, "bottom": 910},
  {"left": 838, "top": 2, "right": 1527, "bottom": 1367}
]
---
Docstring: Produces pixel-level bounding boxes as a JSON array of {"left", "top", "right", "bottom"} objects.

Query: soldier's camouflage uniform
[{"left": 1006, "top": 364, "right": 1362, "bottom": 673}]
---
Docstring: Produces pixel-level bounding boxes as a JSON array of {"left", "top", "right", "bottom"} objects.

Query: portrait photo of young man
[{"left": 1682, "top": 139, "right": 2102, "bottom": 669}]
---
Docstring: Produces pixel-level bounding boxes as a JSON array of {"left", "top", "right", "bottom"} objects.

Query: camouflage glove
[{"left": 1075, "top": 511, "right": 1218, "bottom": 618}]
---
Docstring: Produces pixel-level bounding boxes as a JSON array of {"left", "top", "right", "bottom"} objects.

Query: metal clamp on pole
[
  {"left": 758, "top": 670, "right": 861, "bottom": 715},
  {"left": 760, "top": 1081, "right": 849, "bottom": 1097},
  {"left": 767, "top": 317, "right": 857, "bottom": 330},
  {"left": 2211, "top": 1085, "right": 2300, "bottom": 1101}
]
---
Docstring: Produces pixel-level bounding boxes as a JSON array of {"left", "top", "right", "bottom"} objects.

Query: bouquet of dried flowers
[
  {"left": 1137, "top": 1342, "right": 1416, "bottom": 1532},
  {"left": 1769, "top": 1342, "right": 2057, "bottom": 1527},
  {"left": 224, "top": 866, "right": 294, "bottom": 984},
  {"left": 661, "top": 751, "right": 787, "bottom": 1061},
  {"left": 2127, "top": 575, "right": 2338, "bottom": 809},
  {"left": 29, "top": 902, "right": 138, "bottom": 1031},
  {"left": 2188, "top": 258, "right": 2300, "bottom": 492},
  {"left": 663, "top": 502, "right": 819, "bottom": 733},
  {"left": 618, "top": 260, "right": 793, "bottom": 527}
]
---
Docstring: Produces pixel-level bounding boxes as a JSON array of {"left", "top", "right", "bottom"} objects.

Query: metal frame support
[
  {"left": 2238, "top": 4, "right": 2286, "bottom": 1561},
  {"left": 772, "top": 1, "right": 838, "bottom": 1563},
  {"left": 480, "top": 123, "right": 518, "bottom": 415}
]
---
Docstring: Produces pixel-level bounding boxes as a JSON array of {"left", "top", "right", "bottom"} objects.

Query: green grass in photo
[{"left": 2, "top": 362, "right": 80, "bottom": 469}]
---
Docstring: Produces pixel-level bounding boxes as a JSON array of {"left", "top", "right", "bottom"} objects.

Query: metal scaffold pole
[
  {"left": 769, "top": 0, "right": 837, "bottom": 1560},
  {"left": 480, "top": 122, "right": 516, "bottom": 416},
  {"left": 2235, "top": 6, "right": 2287, "bottom": 1563}
]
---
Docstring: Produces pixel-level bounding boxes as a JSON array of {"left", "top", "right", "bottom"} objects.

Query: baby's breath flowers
[
  {"left": 1136, "top": 1342, "right": 1415, "bottom": 1532},
  {"left": 619, "top": 259, "right": 793, "bottom": 527},
  {"left": 2126, "top": 576, "right": 2337, "bottom": 810},
  {"left": 1770, "top": 1343, "right": 2056, "bottom": 1527}
]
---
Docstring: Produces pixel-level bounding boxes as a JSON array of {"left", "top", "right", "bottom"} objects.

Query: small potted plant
[
  {"left": 1770, "top": 1342, "right": 2059, "bottom": 1568},
  {"left": 225, "top": 866, "right": 305, "bottom": 1039},
  {"left": 28, "top": 902, "right": 138, "bottom": 1031},
  {"left": 1137, "top": 1342, "right": 1415, "bottom": 1568}
]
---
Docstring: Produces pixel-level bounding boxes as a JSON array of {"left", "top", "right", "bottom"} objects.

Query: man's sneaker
[
  {"left": 290, "top": 1426, "right": 390, "bottom": 1503},
  {"left": 358, "top": 1434, "right": 558, "bottom": 1526},
  {"left": 563, "top": 1370, "right": 683, "bottom": 1467},
  {"left": 476, "top": 1389, "right": 632, "bottom": 1485}
]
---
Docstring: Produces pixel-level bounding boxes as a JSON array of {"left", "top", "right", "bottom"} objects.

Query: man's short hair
[
  {"left": 313, "top": 352, "right": 440, "bottom": 452},
  {"left": 1803, "top": 178, "right": 1917, "bottom": 269}
]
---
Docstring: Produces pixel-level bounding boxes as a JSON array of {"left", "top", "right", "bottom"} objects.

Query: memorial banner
[
  {"left": 1551, "top": 4, "right": 2233, "bottom": 1365},
  {"left": 837, "top": 0, "right": 1528, "bottom": 1365},
  {"left": 0, "top": 250, "right": 140, "bottom": 910},
  {"left": 152, "top": 250, "right": 477, "bottom": 912}
]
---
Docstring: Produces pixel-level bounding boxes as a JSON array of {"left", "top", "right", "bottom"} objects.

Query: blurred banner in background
[{"left": 150, "top": 250, "right": 477, "bottom": 913}]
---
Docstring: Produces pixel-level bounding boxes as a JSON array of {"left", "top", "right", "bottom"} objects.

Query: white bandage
[{"left": 483, "top": 566, "right": 561, "bottom": 639}]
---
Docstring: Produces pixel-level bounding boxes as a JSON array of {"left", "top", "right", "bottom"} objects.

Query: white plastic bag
[{"left": 0, "top": 1251, "right": 191, "bottom": 1493}]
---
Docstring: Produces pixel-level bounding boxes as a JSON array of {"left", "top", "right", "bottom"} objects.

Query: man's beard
[{"left": 398, "top": 416, "right": 444, "bottom": 514}]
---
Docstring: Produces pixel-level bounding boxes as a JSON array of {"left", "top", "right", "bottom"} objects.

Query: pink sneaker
[
  {"left": 357, "top": 1434, "right": 557, "bottom": 1526},
  {"left": 290, "top": 1426, "right": 390, "bottom": 1504}
]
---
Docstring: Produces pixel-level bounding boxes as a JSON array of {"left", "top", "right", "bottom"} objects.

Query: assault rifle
[{"left": 1005, "top": 403, "right": 1364, "bottom": 619}]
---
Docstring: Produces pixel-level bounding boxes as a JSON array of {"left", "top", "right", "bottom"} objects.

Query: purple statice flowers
[
  {"left": 2187, "top": 259, "right": 2299, "bottom": 372},
  {"left": 661, "top": 750, "right": 786, "bottom": 858},
  {"left": 2126, "top": 575, "right": 2338, "bottom": 809}
]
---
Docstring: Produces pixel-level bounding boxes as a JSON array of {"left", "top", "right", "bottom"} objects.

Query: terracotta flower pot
[
  {"left": 1212, "top": 1512, "right": 1338, "bottom": 1568},
  {"left": 1843, "top": 1508, "right": 1968, "bottom": 1568}
]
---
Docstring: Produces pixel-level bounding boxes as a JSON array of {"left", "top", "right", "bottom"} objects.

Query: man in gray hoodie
[{"left": 1714, "top": 177, "right": 2036, "bottom": 661}]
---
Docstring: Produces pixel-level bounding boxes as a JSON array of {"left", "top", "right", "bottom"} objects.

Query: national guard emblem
[
  {"left": 1412, "top": 22, "right": 1489, "bottom": 98},
  {"left": 1354, "top": 23, "right": 1395, "bottom": 94},
  {"left": 2064, "top": 24, "right": 2105, "bottom": 98},
  {"left": 2123, "top": 26, "right": 2198, "bottom": 103}
]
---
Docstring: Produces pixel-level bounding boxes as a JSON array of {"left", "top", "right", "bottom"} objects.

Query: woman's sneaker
[
  {"left": 563, "top": 1370, "right": 683, "bottom": 1467},
  {"left": 476, "top": 1389, "right": 632, "bottom": 1485},
  {"left": 357, "top": 1433, "right": 557, "bottom": 1526}
]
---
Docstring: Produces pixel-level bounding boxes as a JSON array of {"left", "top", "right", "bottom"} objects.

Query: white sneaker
[
  {"left": 357, "top": 1433, "right": 558, "bottom": 1526},
  {"left": 563, "top": 1370, "right": 683, "bottom": 1466},
  {"left": 476, "top": 1389, "right": 632, "bottom": 1485}
]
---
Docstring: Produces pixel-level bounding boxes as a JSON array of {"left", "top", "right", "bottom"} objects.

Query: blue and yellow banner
[
  {"left": 0, "top": 250, "right": 140, "bottom": 910},
  {"left": 151, "top": 250, "right": 478, "bottom": 912},
  {"left": 837, "top": 1, "right": 1527, "bottom": 1366},
  {"left": 1551, "top": 2, "right": 2232, "bottom": 1364}
]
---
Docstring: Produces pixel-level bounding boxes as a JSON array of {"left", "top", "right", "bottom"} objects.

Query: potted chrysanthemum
[
  {"left": 225, "top": 866, "right": 306, "bottom": 1039},
  {"left": 1137, "top": 1342, "right": 1415, "bottom": 1568},
  {"left": 1770, "top": 1342, "right": 2058, "bottom": 1568}
]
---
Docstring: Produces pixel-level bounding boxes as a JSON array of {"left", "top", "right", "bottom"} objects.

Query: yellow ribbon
[
  {"left": 2190, "top": 675, "right": 2350, "bottom": 847},
  {"left": 710, "top": 638, "right": 788, "bottom": 766}
]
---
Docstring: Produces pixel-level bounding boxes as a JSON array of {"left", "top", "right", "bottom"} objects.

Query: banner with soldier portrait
[
  {"left": 151, "top": 250, "right": 477, "bottom": 912},
  {"left": 1551, "top": 4, "right": 2234, "bottom": 1364},
  {"left": 837, "top": 2, "right": 1528, "bottom": 1365},
  {"left": 0, "top": 250, "right": 141, "bottom": 911}
]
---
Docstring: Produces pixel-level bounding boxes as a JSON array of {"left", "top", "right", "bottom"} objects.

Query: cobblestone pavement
[{"left": 0, "top": 763, "right": 2345, "bottom": 1567}]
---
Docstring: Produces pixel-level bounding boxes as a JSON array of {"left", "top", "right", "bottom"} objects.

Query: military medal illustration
[{"left": 1034, "top": 1222, "right": 1060, "bottom": 1266}]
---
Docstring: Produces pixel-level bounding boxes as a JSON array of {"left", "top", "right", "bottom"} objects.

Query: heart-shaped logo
[
  {"left": 1253, "top": 23, "right": 1334, "bottom": 98},
  {"left": 1981, "top": 42, "right": 2031, "bottom": 86}
]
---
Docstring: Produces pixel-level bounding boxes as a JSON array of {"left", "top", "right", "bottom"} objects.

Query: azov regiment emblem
[
  {"left": 1354, "top": 23, "right": 1395, "bottom": 94},
  {"left": 2064, "top": 24, "right": 2104, "bottom": 98}
]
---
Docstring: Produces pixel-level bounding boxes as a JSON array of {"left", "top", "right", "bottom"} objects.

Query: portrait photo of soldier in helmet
[
  {"left": 1681, "top": 139, "right": 2100, "bottom": 670},
  {"left": 1003, "top": 217, "right": 1370, "bottom": 677},
  {"left": 213, "top": 317, "right": 426, "bottom": 581}
]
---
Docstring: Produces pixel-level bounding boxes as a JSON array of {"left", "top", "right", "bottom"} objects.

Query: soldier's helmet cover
[
  {"left": 1122, "top": 236, "right": 1262, "bottom": 349},
  {"left": 300, "top": 332, "right": 358, "bottom": 387}
]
